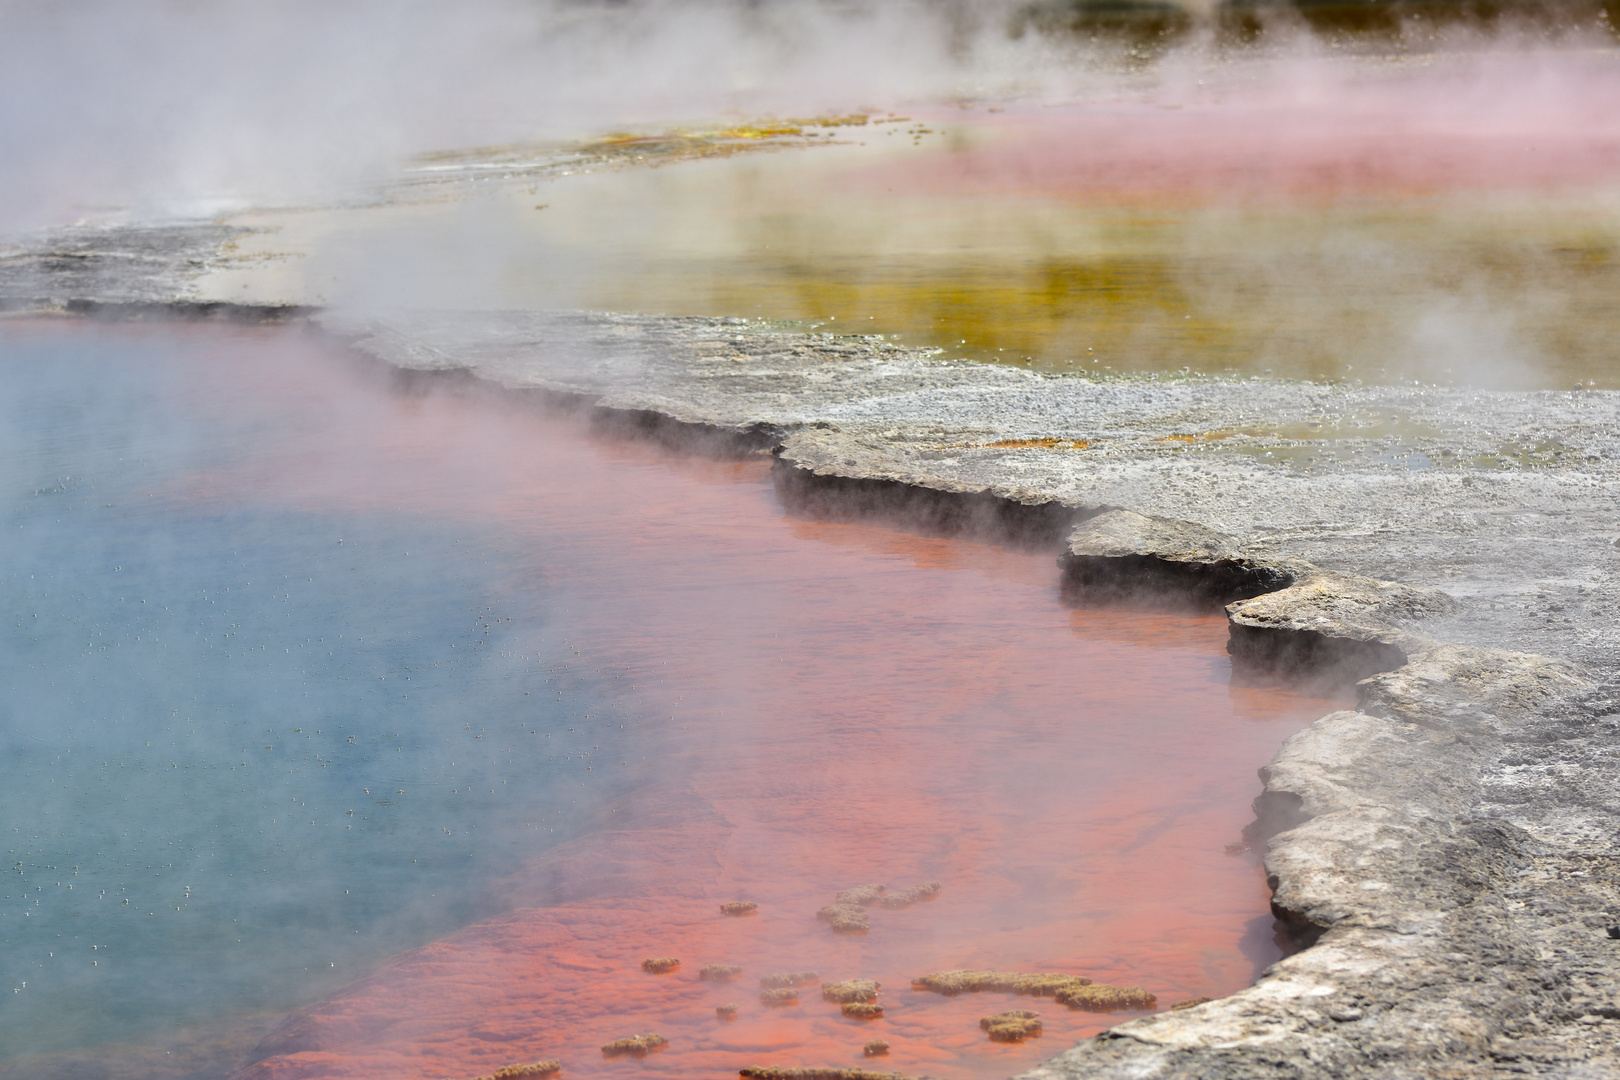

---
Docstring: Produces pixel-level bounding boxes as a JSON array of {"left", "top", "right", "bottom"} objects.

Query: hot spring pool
[{"left": 0, "top": 320, "right": 1336, "bottom": 1080}]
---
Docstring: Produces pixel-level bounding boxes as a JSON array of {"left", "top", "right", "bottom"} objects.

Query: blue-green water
[{"left": 0, "top": 324, "right": 630, "bottom": 1058}]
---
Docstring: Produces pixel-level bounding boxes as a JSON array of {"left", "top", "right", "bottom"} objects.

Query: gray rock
[
  {"left": 1059, "top": 509, "right": 1298, "bottom": 609},
  {"left": 1225, "top": 571, "right": 1455, "bottom": 687}
]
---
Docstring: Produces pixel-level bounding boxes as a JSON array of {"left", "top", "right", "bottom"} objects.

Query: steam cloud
[
  {"left": 0, "top": 0, "right": 1046, "bottom": 231},
  {"left": 6, "top": 1, "right": 1608, "bottom": 233}
]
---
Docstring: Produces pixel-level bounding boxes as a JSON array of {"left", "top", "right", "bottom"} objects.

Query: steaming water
[
  {"left": 498, "top": 112, "right": 1620, "bottom": 391},
  {"left": 203, "top": 50, "right": 1620, "bottom": 392},
  {"left": 0, "top": 324, "right": 633, "bottom": 1059},
  {"left": 0, "top": 320, "right": 1338, "bottom": 1080}
]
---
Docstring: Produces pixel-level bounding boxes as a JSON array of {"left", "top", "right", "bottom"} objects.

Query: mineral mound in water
[
  {"left": 640, "top": 957, "right": 680, "bottom": 974},
  {"left": 739, "top": 1069, "right": 916, "bottom": 1080},
  {"left": 817, "top": 885, "right": 884, "bottom": 933},
  {"left": 472, "top": 1062, "right": 561, "bottom": 1080},
  {"left": 819, "top": 882, "right": 940, "bottom": 933},
  {"left": 911, "top": 970, "right": 1090, "bottom": 997},
  {"left": 717, "top": 1003, "right": 740, "bottom": 1020},
  {"left": 841, "top": 1002, "right": 884, "bottom": 1019},
  {"left": 760, "top": 971, "right": 820, "bottom": 989},
  {"left": 601, "top": 1034, "right": 668, "bottom": 1058},
  {"left": 1055, "top": 983, "right": 1156, "bottom": 1012},
  {"left": 817, "top": 903, "right": 871, "bottom": 932},
  {"left": 760, "top": 987, "right": 800, "bottom": 1006},
  {"left": 912, "top": 969, "right": 1154, "bottom": 1011},
  {"left": 863, "top": 1041, "right": 891, "bottom": 1058},
  {"left": 701, "top": 963, "right": 744, "bottom": 981},
  {"left": 877, "top": 881, "right": 941, "bottom": 908},
  {"left": 720, "top": 901, "right": 759, "bottom": 916},
  {"left": 980, "top": 1009, "right": 1042, "bottom": 1042},
  {"left": 821, "top": 978, "right": 880, "bottom": 1003},
  {"left": 834, "top": 884, "right": 888, "bottom": 906}
]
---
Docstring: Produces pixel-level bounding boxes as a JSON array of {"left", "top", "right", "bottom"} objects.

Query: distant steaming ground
[
  {"left": 187, "top": 46, "right": 1620, "bottom": 391},
  {"left": 1, "top": 322, "right": 1337, "bottom": 1079}
]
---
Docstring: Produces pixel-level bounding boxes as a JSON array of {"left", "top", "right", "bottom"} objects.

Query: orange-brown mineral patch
[
  {"left": 983, "top": 438, "right": 1090, "bottom": 451},
  {"left": 700, "top": 964, "right": 744, "bottom": 982},
  {"left": 862, "top": 1041, "right": 890, "bottom": 1058},
  {"left": 720, "top": 901, "right": 759, "bottom": 917},
  {"left": 760, "top": 988, "right": 801, "bottom": 1007},
  {"left": 640, "top": 957, "right": 680, "bottom": 974},
  {"left": 840, "top": 1003, "right": 883, "bottom": 1020}
]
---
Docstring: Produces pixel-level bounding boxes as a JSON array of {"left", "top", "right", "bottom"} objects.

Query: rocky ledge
[
  {"left": 1034, "top": 529, "right": 1620, "bottom": 1077},
  {"left": 1025, "top": 644, "right": 1620, "bottom": 1078}
]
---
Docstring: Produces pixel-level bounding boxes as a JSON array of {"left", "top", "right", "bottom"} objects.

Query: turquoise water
[{"left": 0, "top": 324, "right": 629, "bottom": 1058}]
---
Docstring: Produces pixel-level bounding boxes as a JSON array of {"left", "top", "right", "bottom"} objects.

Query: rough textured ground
[
  {"left": 0, "top": 222, "right": 257, "bottom": 310},
  {"left": 3, "top": 233, "right": 1617, "bottom": 1076}
]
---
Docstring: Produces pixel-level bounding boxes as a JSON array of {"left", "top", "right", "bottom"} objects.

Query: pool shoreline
[{"left": 3, "top": 238, "right": 1617, "bottom": 1075}]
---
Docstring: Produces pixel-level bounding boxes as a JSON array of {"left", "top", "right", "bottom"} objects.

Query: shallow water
[{"left": 1, "top": 321, "right": 1338, "bottom": 1079}]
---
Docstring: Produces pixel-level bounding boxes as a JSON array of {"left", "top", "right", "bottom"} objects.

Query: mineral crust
[
  {"left": 910, "top": 971, "right": 1090, "bottom": 998},
  {"left": 877, "top": 882, "right": 941, "bottom": 908},
  {"left": 816, "top": 904, "right": 870, "bottom": 933},
  {"left": 600, "top": 1034, "right": 667, "bottom": 1058},
  {"left": 822, "top": 979, "right": 880, "bottom": 1003},
  {"left": 912, "top": 970, "right": 1154, "bottom": 1013},
  {"left": 760, "top": 972, "right": 820, "bottom": 989},
  {"left": 818, "top": 882, "right": 940, "bottom": 933},
  {"left": 472, "top": 1062, "right": 561, "bottom": 1080},
  {"left": 982, "top": 1010, "right": 1042, "bottom": 1042},
  {"left": 739, "top": 1068, "right": 915, "bottom": 1080}
]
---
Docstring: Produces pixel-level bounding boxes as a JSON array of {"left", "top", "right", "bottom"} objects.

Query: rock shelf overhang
[{"left": 3, "top": 230, "right": 1618, "bottom": 1075}]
